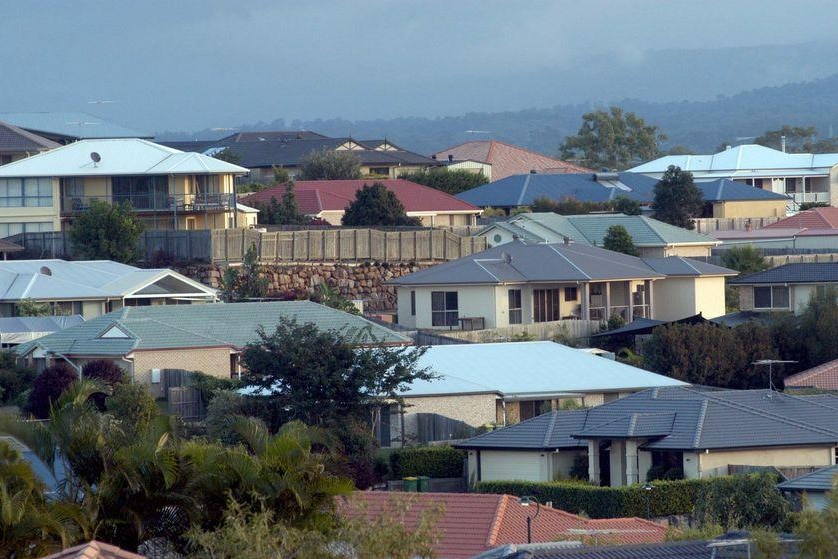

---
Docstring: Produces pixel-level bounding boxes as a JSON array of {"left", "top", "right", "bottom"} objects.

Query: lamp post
[
  {"left": 642, "top": 483, "right": 654, "bottom": 519},
  {"left": 518, "top": 496, "right": 541, "bottom": 544}
]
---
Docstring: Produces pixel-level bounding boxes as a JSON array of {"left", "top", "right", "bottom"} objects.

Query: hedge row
[{"left": 389, "top": 446, "right": 466, "bottom": 478}]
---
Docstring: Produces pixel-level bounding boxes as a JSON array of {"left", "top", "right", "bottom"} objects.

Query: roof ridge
[
  {"left": 627, "top": 414, "right": 638, "bottom": 437},
  {"left": 544, "top": 245, "right": 591, "bottom": 280},
  {"left": 692, "top": 399, "right": 708, "bottom": 447},
  {"left": 543, "top": 411, "right": 560, "bottom": 447},
  {"left": 487, "top": 495, "right": 507, "bottom": 546}
]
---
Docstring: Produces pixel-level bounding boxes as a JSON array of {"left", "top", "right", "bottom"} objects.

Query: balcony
[
  {"left": 61, "top": 193, "right": 236, "bottom": 215},
  {"left": 787, "top": 192, "right": 830, "bottom": 204}
]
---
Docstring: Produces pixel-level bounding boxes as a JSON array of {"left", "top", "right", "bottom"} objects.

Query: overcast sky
[{"left": 4, "top": 0, "right": 838, "bottom": 133}]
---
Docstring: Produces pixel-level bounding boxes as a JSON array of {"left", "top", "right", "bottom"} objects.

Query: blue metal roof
[{"left": 0, "top": 112, "right": 151, "bottom": 140}]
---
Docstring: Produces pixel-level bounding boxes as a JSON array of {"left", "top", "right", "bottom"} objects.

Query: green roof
[{"left": 17, "top": 301, "right": 409, "bottom": 357}]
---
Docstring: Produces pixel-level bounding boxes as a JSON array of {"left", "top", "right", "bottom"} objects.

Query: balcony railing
[
  {"left": 61, "top": 193, "right": 235, "bottom": 214},
  {"left": 787, "top": 192, "right": 830, "bottom": 204}
]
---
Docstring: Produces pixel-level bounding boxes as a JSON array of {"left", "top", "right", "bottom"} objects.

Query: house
[
  {"left": 166, "top": 134, "right": 437, "bottom": 183},
  {"left": 777, "top": 464, "right": 838, "bottom": 510},
  {"left": 0, "top": 259, "right": 218, "bottom": 319},
  {"left": 784, "top": 358, "right": 838, "bottom": 392},
  {"left": 432, "top": 141, "right": 592, "bottom": 182},
  {"left": 628, "top": 143, "right": 838, "bottom": 209},
  {"left": 384, "top": 341, "right": 686, "bottom": 446},
  {"left": 15, "top": 301, "right": 411, "bottom": 397},
  {"left": 0, "top": 138, "right": 252, "bottom": 234},
  {"left": 390, "top": 240, "right": 736, "bottom": 329},
  {"left": 481, "top": 213, "right": 719, "bottom": 257},
  {"left": 241, "top": 179, "right": 482, "bottom": 227},
  {"left": 0, "top": 112, "right": 152, "bottom": 144},
  {"left": 729, "top": 262, "right": 838, "bottom": 313},
  {"left": 339, "top": 492, "right": 667, "bottom": 559},
  {"left": 38, "top": 541, "right": 146, "bottom": 559},
  {"left": 455, "top": 172, "right": 789, "bottom": 218},
  {"left": 0, "top": 121, "right": 59, "bottom": 165},
  {"left": 456, "top": 386, "right": 838, "bottom": 486},
  {"left": 711, "top": 206, "right": 838, "bottom": 250}
]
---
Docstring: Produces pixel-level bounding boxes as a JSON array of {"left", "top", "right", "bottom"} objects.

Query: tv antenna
[{"left": 753, "top": 359, "right": 798, "bottom": 396}]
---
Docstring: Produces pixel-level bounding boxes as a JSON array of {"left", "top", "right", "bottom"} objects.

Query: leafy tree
[
  {"left": 25, "top": 362, "right": 79, "bottom": 419},
  {"left": 341, "top": 182, "right": 421, "bottom": 226},
  {"left": 212, "top": 147, "right": 242, "bottom": 166},
  {"left": 399, "top": 168, "right": 489, "bottom": 195},
  {"left": 795, "top": 486, "right": 838, "bottom": 558},
  {"left": 652, "top": 166, "right": 704, "bottom": 229},
  {"left": 613, "top": 196, "right": 643, "bottom": 215},
  {"left": 769, "top": 287, "right": 838, "bottom": 376},
  {"left": 220, "top": 244, "right": 268, "bottom": 302},
  {"left": 0, "top": 351, "right": 36, "bottom": 406},
  {"left": 272, "top": 166, "right": 290, "bottom": 184},
  {"left": 299, "top": 149, "right": 362, "bottom": 180},
  {"left": 602, "top": 225, "right": 639, "bottom": 256},
  {"left": 255, "top": 183, "right": 309, "bottom": 225},
  {"left": 105, "top": 383, "right": 159, "bottom": 439},
  {"left": 755, "top": 125, "right": 819, "bottom": 153},
  {"left": 16, "top": 298, "right": 51, "bottom": 317},
  {"left": 313, "top": 283, "right": 359, "bottom": 314},
  {"left": 559, "top": 106, "right": 666, "bottom": 170},
  {"left": 694, "top": 473, "right": 789, "bottom": 532},
  {"left": 721, "top": 245, "right": 769, "bottom": 276},
  {"left": 532, "top": 196, "right": 612, "bottom": 215},
  {"left": 69, "top": 200, "right": 144, "bottom": 263},
  {"left": 81, "top": 360, "right": 126, "bottom": 411}
]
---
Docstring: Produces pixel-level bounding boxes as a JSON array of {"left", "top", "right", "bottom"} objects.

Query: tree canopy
[
  {"left": 342, "top": 182, "right": 421, "bottom": 226},
  {"left": 399, "top": 168, "right": 488, "bottom": 195},
  {"left": 254, "top": 183, "right": 309, "bottom": 225},
  {"left": 220, "top": 244, "right": 268, "bottom": 302},
  {"left": 69, "top": 200, "right": 144, "bottom": 263},
  {"left": 559, "top": 106, "right": 666, "bottom": 170},
  {"left": 602, "top": 225, "right": 639, "bottom": 256},
  {"left": 652, "top": 166, "right": 704, "bottom": 229},
  {"left": 720, "top": 245, "right": 769, "bottom": 276},
  {"left": 754, "top": 124, "right": 838, "bottom": 153},
  {"left": 298, "top": 149, "right": 362, "bottom": 180}
]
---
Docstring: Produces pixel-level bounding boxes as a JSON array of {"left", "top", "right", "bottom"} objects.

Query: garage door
[{"left": 481, "top": 451, "right": 544, "bottom": 482}]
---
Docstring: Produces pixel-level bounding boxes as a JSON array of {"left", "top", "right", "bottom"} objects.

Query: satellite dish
[
  {"left": 90, "top": 152, "right": 101, "bottom": 164},
  {"left": 40, "top": 266, "right": 52, "bottom": 276}
]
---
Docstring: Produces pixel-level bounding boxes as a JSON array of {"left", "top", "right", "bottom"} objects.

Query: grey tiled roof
[
  {"left": 0, "top": 121, "right": 60, "bottom": 153},
  {"left": 522, "top": 540, "right": 713, "bottom": 558},
  {"left": 642, "top": 257, "right": 737, "bottom": 277},
  {"left": 457, "top": 386, "right": 838, "bottom": 451},
  {"left": 0, "top": 112, "right": 150, "bottom": 140},
  {"left": 729, "top": 262, "right": 838, "bottom": 285},
  {"left": 777, "top": 464, "right": 838, "bottom": 492}
]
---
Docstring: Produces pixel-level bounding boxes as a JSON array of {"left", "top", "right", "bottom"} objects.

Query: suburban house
[
  {"left": 0, "top": 112, "right": 152, "bottom": 144},
  {"left": 340, "top": 492, "right": 668, "bottom": 559},
  {"left": 166, "top": 134, "right": 437, "bottom": 183},
  {"left": 783, "top": 358, "right": 838, "bottom": 392},
  {"left": 0, "top": 138, "right": 252, "bottom": 235},
  {"left": 241, "top": 179, "right": 481, "bottom": 227},
  {"left": 729, "top": 262, "right": 838, "bottom": 314},
  {"left": 0, "top": 259, "right": 218, "bottom": 319},
  {"left": 714, "top": 206, "right": 838, "bottom": 249},
  {"left": 481, "top": 213, "right": 719, "bottom": 257},
  {"left": 628, "top": 144, "right": 838, "bottom": 209},
  {"left": 0, "top": 121, "right": 59, "bottom": 165},
  {"left": 456, "top": 386, "right": 838, "bottom": 487},
  {"left": 455, "top": 172, "right": 789, "bottom": 218},
  {"left": 15, "top": 301, "right": 410, "bottom": 398},
  {"left": 383, "top": 341, "right": 686, "bottom": 446},
  {"left": 390, "top": 240, "right": 736, "bottom": 329},
  {"left": 777, "top": 464, "right": 838, "bottom": 511},
  {"left": 431, "top": 140, "right": 592, "bottom": 182}
]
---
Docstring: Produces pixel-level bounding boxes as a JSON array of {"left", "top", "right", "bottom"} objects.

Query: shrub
[
  {"left": 105, "top": 383, "right": 158, "bottom": 438},
  {"left": 189, "top": 371, "right": 241, "bottom": 406},
  {"left": 389, "top": 446, "right": 466, "bottom": 478},
  {"left": 205, "top": 390, "right": 247, "bottom": 445},
  {"left": 26, "top": 362, "right": 79, "bottom": 418},
  {"left": 0, "top": 352, "right": 36, "bottom": 406},
  {"left": 82, "top": 360, "right": 127, "bottom": 410}
]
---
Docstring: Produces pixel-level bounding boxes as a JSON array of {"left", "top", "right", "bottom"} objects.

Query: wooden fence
[
  {"left": 692, "top": 217, "right": 781, "bottom": 233},
  {"left": 168, "top": 387, "right": 204, "bottom": 420}
]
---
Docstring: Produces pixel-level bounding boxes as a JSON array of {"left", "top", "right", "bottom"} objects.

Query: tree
[
  {"left": 795, "top": 488, "right": 838, "bottom": 558},
  {"left": 613, "top": 196, "right": 643, "bottom": 216},
  {"left": 652, "top": 166, "right": 704, "bottom": 229},
  {"left": 341, "top": 183, "right": 421, "bottom": 226},
  {"left": 16, "top": 298, "right": 51, "bottom": 317},
  {"left": 559, "top": 106, "right": 666, "bottom": 170},
  {"left": 25, "top": 362, "right": 79, "bottom": 419},
  {"left": 0, "top": 351, "right": 36, "bottom": 407},
  {"left": 272, "top": 166, "right": 290, "bottom": 184},
  {"left": 755, "top": 125, "right": 819, "bottom": 153},
  {"left": 105, "top": 383, "right": 158, "bottom": 439},
  {"left": 255, "top": 183, "right": 309, "bottom": 225},
  {"left": 298, "top": 149, "right": 362, "bottom": 180},
  {"left": 69, "top": 200, "right": 144, "bottom": 263},
  {"left": 602, "top": 225, "right": 639, "bottom": 256},
  {"left": 220, "top": 244, "right": 268, "bottom": 302},
  {"left": 81, "top": 360, "right": 126, "bottom": 411},
  {"left": 770, "top": 287, "right": 838, "bottom": 375},
  {"left": 212, "top": 147, "right": 242, "bottom": 166},
  {"left": 721, "top": 245, "right": 769, "bottom": 276},
  {"left": 399, "top": 168, "right": 489, "bottom": 195}
]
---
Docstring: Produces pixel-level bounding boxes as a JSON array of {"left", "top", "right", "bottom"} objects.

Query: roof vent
[
  {"left": 39, "top": 266, "right": 52, "bottom": 276},
  {"left": 594, "top": 172, "right": 619, "bottom": 182},
  {"left": 500, "top": 251, "right": 512, "bottom": 264},
  {"left": 90, "top": 152, "right": 101, "bottom": 167}
]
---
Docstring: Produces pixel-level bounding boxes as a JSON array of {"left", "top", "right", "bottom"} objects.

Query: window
[
  {"left": 410, "top": 290, "right": 416, "bottom": 316},
  {"left": 533, "top": 288, "right": 560, "bottom": 322},
  {"left": 431, "top": 291, "right": 458, "bottom": 327},
  {"left": 508, "top": 289, "right": 522, "bottom": 324},
  {"left": 564, "top": 287, "right": 578, "bottom": 301},
  {"left": 368, "top": 167, "right": 390, "bottom": 176},
  {"left": 519, "top": 399, "right": 551, "bottom": 421},
  {"left": 0, "top": 221, "right": 52, "bottom": 239},
  {"left": 112, "top": 175, "right": 169, "bottom": 209},
  {"left": 0, "top": 178, "right": 52, "bottom": 207},
  {"left": 754, "top": 286, "right": 790, "bottom": 309}
]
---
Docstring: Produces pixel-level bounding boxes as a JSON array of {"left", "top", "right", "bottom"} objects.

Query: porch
[{"left": 531, "top": 280, "right": 653, "bottom": 324}]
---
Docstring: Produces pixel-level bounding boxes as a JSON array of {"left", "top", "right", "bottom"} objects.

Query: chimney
[
  {"left": 781, "top": 135, "right": 787, "bottom": 153},
  {"left": 448, "top": 154, "right": 454, "bottom": 162},
  {"left": 725, "top": 145, "right": 732, "bottom": 151}
]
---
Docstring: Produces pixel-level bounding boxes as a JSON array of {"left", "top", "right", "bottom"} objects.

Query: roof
[
  {"left": 484, "top": 540, "right": 712, "bottom": 559},
  {"left": 38, "top": 541, "right": 146, "bottom": 559},
  {"left": 17, "top": 300, "right": 410, "bottom": 358},
  {"left": 241, "top": 179, "right": 480, "bottom": 215},
  {"left": 765, "top": 207, "right": 838, "bottom": 230},
  {"left": 0, "top": 121, "right": 60, "bottom": 153},
  {"left": 339, "top": 492, "right": 667, "bottom": 559},
  {"left": 784, "top": 358, "right": 838, "bottom": 390},
  {"left": 433, "top": 141, "right": 592, "bottom": 180},
  {"left": 0, "top": 315, "right": 84, "bottom": 345},
  {"left": 729, "top": 262, "right": 838, "bottom": 285},
  {"left": 390, "top": 240, "right": 733, "bottom": 287},
  {"left": 693, "top": 179, "right": 790, "bottom": 201},
  {"left": 457, "top": 386, "right": 838, "bottom": 452},
  {"left": 0, "top": 139, "right": 249, "bottom": 178},
  {"left": 402, "top": 341, "right": 686, "bottom": 398},
  {"left": 777, "top": 464, "right": 838, "bottom": 492},
  {"left": 0, "top": 260, "right": 216, "bottom": 303},
  {"left": 0, "top": 239, "right": 23, "bottom": 253},
  {"left": 0, "top": 112, "right": 151, "bottom": 141}
]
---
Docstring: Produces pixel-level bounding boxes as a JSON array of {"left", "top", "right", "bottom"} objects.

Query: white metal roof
[
  {"left": 0, "top": 138, "right": 249, "bottom": 177},
  {"left": 402, "top": 341, "right": 687, "bottom": 397}
]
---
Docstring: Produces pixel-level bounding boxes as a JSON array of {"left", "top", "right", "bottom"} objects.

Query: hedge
[{"left": 389, "top": 446, "right": 466, "bottom": 478}]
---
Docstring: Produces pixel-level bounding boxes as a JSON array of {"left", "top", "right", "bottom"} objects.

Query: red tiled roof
[
  {"left": 39, "top": 541, "right": 146, "bottom": 559},
  {"left": 784, "top": 358, "right": 838, "bottom": 390},
  {"left": 241, "top": 179, "right": 480, "bottom": 216},
  {"left": 433, "top": 141, "right": 592, "bottom": 180},
  {"left": 339, "top": 492, "right": 667, "bottom": 559},
  {"left": 765, "top": 207, "right": 838, "bottom": 230}
]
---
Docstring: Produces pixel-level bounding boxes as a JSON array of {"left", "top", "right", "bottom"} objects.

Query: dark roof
[
  {"left": 694, "top": 179, "right": 790, "bottom": 201},
  {"left": 0, "top": 239, "right": 23, "bottom": 253},
  {"left": 0, "top": 121, "right": 60, "bottom": 153},
  {"left": 777, "top": 464, "right": 838, "bottom": 492},
  {"left": 457, "top": 386, "right": 838, "bottom": 452},
  {"left": 224, "top": 130, "right": 328, "bottom": 142},
  {"left": 709, "top": 311, "right": 773, "bottom": 327},
  {"left": 590, "top": 315, "right": 708, "bottom": 339},
  {"left": 0, "top": 112, "right": 151, "bottom": 141},
  {"left": 642, "top": 257, "right": 737, "bottom": 277},
  {"left": 506, "top": 540, "right": 713, "bottom": 559},
  {"left": 729, "top": 262, "right": 838, "bottom": 285}
]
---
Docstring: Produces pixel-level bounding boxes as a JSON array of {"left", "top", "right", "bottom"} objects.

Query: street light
[
  {"left": 518, "top": 496, "right": 540, "bottom": 544},
  {"left": 642, "top": 483, "right": 654, "bottom": 519}
]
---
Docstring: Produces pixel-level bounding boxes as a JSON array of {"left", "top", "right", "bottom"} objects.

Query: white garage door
[{"left": 481, "top": 451, "right": 545, "bottom": 482}]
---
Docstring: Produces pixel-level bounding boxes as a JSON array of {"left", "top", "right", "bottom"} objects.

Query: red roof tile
[
  {"left": 39, "top": 541, "right": 146, "bottom": 559},
  {"left": 241, "top": 179, "right": 479, "bottom": 215},
  {"left": 765, "top": 207, "right": 838, "bottom": 230},
  {"left": 340, "top": 492, "right": 667, "bottom": 559},
  {"left": 784, "top": 358, "right": 838, "bottom": 390},
  {"left": 433, "top": 141, "right": 592, "bottom": 180}
]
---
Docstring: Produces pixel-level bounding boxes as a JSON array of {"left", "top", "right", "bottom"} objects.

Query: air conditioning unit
[{"left": 151, "top": 369, "right": 161, "bottom": 384}]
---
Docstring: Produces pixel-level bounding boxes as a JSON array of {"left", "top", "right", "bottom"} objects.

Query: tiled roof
[
  {"left": 339, "top": 492, "right": 666, "bottom": 559},
  {"left": 693, "top": 179, "right": 789, "bottom": 201},
  {"left": 457, "top": 386, "right": 838, "bottom": 452},
  {"left": 729, "top": 262, "right": 838, "bottom": 285},
  {"left": 777, "top": 464, "right": 838, "bottom": 492},
  {"left": 0, "top": 121, "right": 60, "bottom": 153},
  {"left": 39, "top": 540, "right": 146, "bottom": 559},
  {"left": 765, "top": 207, "right": 838, "bottom": 230},
  {"left": 241, "top": 179, "right": 479, "bottom": 214},
  {"left": 511, "top": 540, "right": 713, "bottom": 558},
  {"left": 0, "top": 112, "right": 151, "bottom": 140},
  {"left": 433, "top": 141, "right": 592, "bottom": 180},
  {"left": 784, "top": 358, "right": 838, "bottom": 390}
]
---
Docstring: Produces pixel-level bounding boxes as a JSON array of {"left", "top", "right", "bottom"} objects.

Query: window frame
[
  {"left": 508, "top": 288, "right": 523, "bottom": 324},
  {"left": 753, "top": 285, "right": 791, "bottom": 310},
  {"left": 431, "top": 291, "right": 459, "bottom": 327}
]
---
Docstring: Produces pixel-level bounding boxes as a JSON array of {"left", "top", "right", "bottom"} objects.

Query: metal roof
[
  {"left": 0, "top": 121, "right": 60, "bottom": 153},
  {"left": 402, "top": 341, "right": 687, "bottom": 398},
  {"left": 729, "top": 262, "right": 838, "bottom": 285},
  {"left": 777, "top": 464, "right": 838, "bottom": 492},
  {"left": 0, "top": 112, "right": 151, "bottom": 140},
  {"left": 0, "top": 315, "right": 84, "bottom": 345},
  {"left": 0, "top": 138, "right": 249, "bottom": 177}
]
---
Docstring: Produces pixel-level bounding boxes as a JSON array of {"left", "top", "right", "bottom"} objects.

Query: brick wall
[{"left": 132, "top": 347, "right": 233, "bottom": 398}]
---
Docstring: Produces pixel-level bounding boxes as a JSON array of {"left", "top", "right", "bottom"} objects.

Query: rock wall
[{"left": 176, "top": 261, "right": 431, "bottom": 311}]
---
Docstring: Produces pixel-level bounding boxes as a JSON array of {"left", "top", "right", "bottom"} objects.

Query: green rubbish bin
[
  {"left": 417, "top": 476, "right": 430, "bottom": 493},
  {"left": 403, "top": 477, "right": 418, "bottom": 492}
]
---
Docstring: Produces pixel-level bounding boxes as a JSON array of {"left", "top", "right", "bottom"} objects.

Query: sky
[{"left": 4, "top": 0, "right": 838, "bottom": 133}]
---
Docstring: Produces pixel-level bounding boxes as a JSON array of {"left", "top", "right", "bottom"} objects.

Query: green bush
[{"left": 389, "top": 446, "right": 466, "bottom": 478}]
